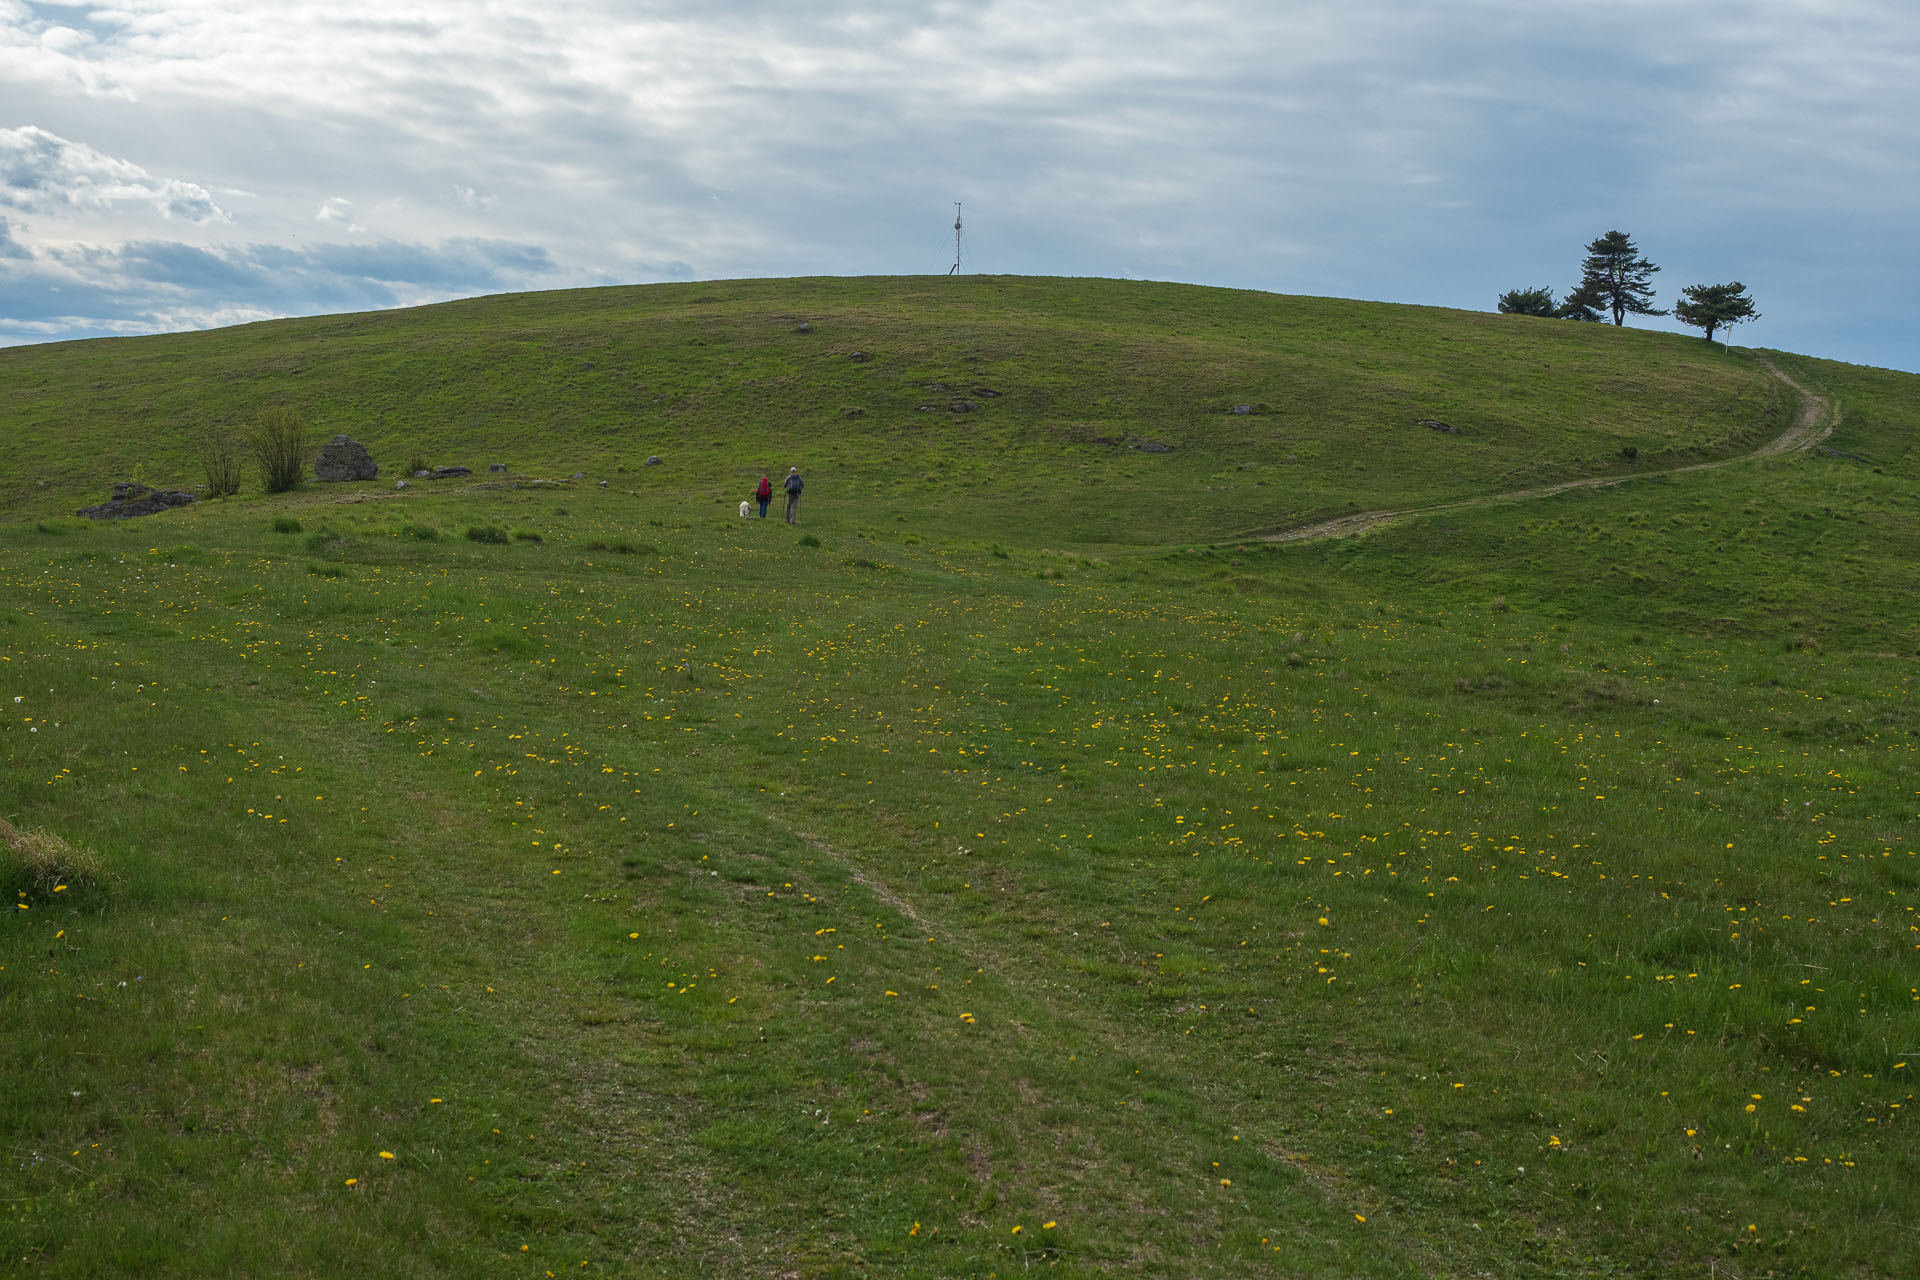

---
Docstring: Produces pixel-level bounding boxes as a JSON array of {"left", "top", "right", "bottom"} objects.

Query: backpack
[
  {"left": 756, "top": 478, "right": 772, "bottom": 500},
  {"left": 785, "top": 473, "right": 803, "bottom": 494}
]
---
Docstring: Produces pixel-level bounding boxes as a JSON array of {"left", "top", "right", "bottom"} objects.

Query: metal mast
[{"left": 949, "top": 202, "right": 963, "bottom": 275}]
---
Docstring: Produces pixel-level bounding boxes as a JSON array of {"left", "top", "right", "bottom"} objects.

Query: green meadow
[{"left": 2, "top": 278, "right": 1916, "bottom": 1278}]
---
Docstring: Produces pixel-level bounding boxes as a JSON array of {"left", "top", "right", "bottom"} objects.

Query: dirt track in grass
[{"left": 1253, "top": 356, "right": 1836, "bottom": 545}]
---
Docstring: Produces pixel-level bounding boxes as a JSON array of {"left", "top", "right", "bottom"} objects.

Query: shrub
[
  {"left": 399, "top": 523, "right": 440, "bottom": 542},
  {"left": 798, "top": 534, "right": 822, "bottom": 548},
  {"left": 511, "top": 528, "right": 543, "bottom": 543},
  {"left": 199, "top": 429, "right": 245, "bottom": 498},
  {"left": 271, "top": 517, "right": 302, "bottom": 534},
  {"left": 304, "top": 528, "right": 342, "bottom": 553},
  {"left": 306, "top": 564, "right": 346, "bottom": 578},
  {"left": 407, "top": 453, "right": 429, "bottom": 477},
  {"left": 467, "top": 525, "right": 509, "bottom": 545},
  {"left": 1492, "top": 596, "right": 1509, "bottom": 613},
  {"left": 246, "top": 405, "right": 314, "bottom": 494}
]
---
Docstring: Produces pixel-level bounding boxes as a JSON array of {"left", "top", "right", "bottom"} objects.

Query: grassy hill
[
  {"left": 1, "top": 276, "right": 1786, "bottom": 544},
  {"left": 2, "top": 279, "right": 1917, "bottom": 1278}
]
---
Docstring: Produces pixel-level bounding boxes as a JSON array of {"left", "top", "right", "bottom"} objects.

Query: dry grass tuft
[{"left": 0, "top": 816, "right": 111, "bottom": 895}]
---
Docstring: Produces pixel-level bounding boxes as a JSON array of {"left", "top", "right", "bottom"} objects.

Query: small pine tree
[
  {"left": 1673, "top": 282, "right": 1759, "bottom": 343},
  {"left": 1557, "top": 282, "right": 1606, "bottom": 322},
  {"left": 1575, "top": 230, "right": 1666, "bottom": 326},
  {"left": 1497, "top": 286, "right": 1558, "bottom": 317},
  {"left": 246, "top": 405, "right": 313, "bottom": 494}
]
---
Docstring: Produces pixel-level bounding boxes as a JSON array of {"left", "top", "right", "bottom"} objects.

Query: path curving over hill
[{"left": 1253, "top": 357, "right": 1836, "bottom": 546}]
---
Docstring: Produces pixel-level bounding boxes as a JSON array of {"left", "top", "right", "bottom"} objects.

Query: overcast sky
[{"left": 3, "top": 1, "right": 1915, "bottom": 371}]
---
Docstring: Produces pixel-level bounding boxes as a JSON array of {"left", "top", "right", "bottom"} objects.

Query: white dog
[{"left": 739, "top": 500, "right": 751, "bottom": 518}]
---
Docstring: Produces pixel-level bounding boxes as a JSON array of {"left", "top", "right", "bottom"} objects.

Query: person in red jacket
[{"left": 754, "top": 474, "right": 773, "bottom": 518}]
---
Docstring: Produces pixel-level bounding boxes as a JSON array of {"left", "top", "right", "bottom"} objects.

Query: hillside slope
[{"left": 1, "top": 276, "right": 1787, "bottom": 545}]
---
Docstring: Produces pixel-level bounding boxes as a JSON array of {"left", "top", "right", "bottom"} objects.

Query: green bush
[
  {"left": 467, "top": 525, "right": 509, "bottom": 545},
  {"left": 511, "top": 528, "right": 543, "bottom": 544},
  {"left": 271, "top": 517, "right": 302, "bottom": 534},
  {"left": 399, "top": 523, "right": 440, "bottom": 542},
  {"left": 246, "top": 405, "right": 314, "bottom": 494},
  {"left": 798, "top": 534, "right": 822, "bottom": 548},
  {"left": 200, "top": 429, "right": 244, "bottom": 498}
]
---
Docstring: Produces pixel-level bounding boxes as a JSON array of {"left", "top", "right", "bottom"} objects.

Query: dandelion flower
[{"left": 379, "top": 1150, "right": 395, "bottom": 1159}]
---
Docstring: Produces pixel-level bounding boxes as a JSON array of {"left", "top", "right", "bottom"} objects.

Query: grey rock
[
  {"left": 571, "top": 472, "right": 585, "bottom": 479},
  {"left": 792, "top": 321, "right": 814, "bottom": 333},
  {"left": 948, "top": 400, "right": 977, "bottom": 413},
  {"left": 971, "top": 387, "right": 1001, "bottom": 397},
  {"left": 76, "top": 482, "right": 197, "bottom": 520},
  {"left": 847, "top": 350, "right": 870, "bottom": 362},
  {"left": 414, "top": 469, "right": 430, "bottom": 478},
  {"left": 489, "top": 463, "right": 508, "bottom": 473},
  {"left": 1420, "top": 419, "right": 1458, "bottom": 434},
  {"left": 1230, "top": 404, "right": 1253, "bottom": 415},
  {"left": 428, "top": 465, "right": 472, "bottom": 479},
  {"left": 598, "top": 480, "right": 608, "bottom": 487},
  {"left": 314, "top": 435, "right": 378, "bottom": 481},
  {"left": 645, "top": 456, "right": 663, "bottom": 466},
  {"left": 1134, "top": 441, "right": 1174, "bottom": 453},
  {"left": 395, "top": 480, "right": 409, "bottom": 490}
]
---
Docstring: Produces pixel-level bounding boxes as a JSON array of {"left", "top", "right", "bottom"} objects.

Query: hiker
[
  {"left": 783, "top": 466, "right": 803, "bottom": 524},
  {"left": 755, "top": 474, "right": 773, "bottom": 518}
]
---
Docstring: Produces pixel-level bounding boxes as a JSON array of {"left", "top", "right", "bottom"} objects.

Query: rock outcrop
[{"left": 76, "top": 482, "right": 197, "bottom": 520}]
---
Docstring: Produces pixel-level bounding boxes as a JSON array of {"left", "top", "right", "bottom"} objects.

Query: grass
[
  {"left": 1, "top": 279, "right": 1916, "bottom": 1277},
  {"left": 0, "top": 276, "right": 1782, "bottom": 547}
]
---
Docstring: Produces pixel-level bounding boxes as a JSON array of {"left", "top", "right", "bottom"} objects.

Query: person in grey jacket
[{"left": 783, "top": 467, "right": 804, "bottom": 524}]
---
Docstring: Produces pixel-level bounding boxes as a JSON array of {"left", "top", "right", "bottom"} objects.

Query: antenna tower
[{"left": 949, "top": 202, "right": 963, "bottom": 275}]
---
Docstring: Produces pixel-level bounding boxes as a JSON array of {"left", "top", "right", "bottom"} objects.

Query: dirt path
[{"left": 1255, "top": 357, "right": 1837, "bottom": 545}]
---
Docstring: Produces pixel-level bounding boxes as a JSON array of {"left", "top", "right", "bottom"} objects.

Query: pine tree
[
  {"left": 1496, "top": 286, "right": 1558, "bottom": 317},
  {"left": 1576, "top": 231, "right": 1665, "bottom": 326},
  {"left": 1673, "top": 282, "right": 1759, "bottom": 343}
]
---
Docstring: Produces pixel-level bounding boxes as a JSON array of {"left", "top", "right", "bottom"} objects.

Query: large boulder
[
  {"left": 76, "top": 482, "right": 197, "bottom": 520},
  {"left": 314, "top": 435, "right": 378, "bottom": 481}
]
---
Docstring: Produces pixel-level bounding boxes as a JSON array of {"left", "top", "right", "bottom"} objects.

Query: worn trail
[{"left": 1253, "top": 357, "right": 1835, "bottom": 546}]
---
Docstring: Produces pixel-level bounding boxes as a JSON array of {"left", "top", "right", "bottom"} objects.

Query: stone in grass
[
  {"left": 572, "top": 472, "right": 585, "bottom": 479},
  {"left": 489, "top": 463, "right": 508, "bottom": 473},
  {"left": 428, "top": 465, "right": 472, "bottom": 479},
  {"left": 645, "top": 456, "right": 663, "bottom": 466},
  {"left": 313, "top": 434, "right": 378, "bottom": 481},
  {"left": 76, "top": 482, "right": 197, "bottom": 520},
  {"left": 1421, "top": 419, "right": 1459, "bottom": 434},
  {"left": 395, "top": 480, "right": 409, "bottom": 490},
  {"left": 1133, "top": 441, "right": 1174, "bottom": 453}
]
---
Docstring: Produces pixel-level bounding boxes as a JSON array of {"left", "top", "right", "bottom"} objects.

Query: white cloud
[{"left": 0, "top": 124, "right": 227, "bottom": 222}]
